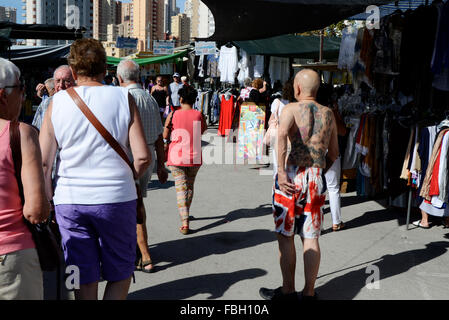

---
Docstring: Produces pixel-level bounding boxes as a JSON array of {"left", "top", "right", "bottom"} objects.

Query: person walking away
[
  {"left": 117, "top": 60, "right": 169, "bottom": 273},
  {"left": 32, "top": 65, "right": 75, "bottom": 130},
  {"left": 39, "top": 39, "right": 151, "bottom": 300},
  {"left": 167, "top": 73, "right": 183, "bottom": 112},
  {"left": 260, "top": 69, "right": 338, "bottom": 300},
  {"left": 268, "top": 80, "right": 294, "bottom": 177},
  {"left": 151, "top": 76, "right": 169, "bottom": 121},
  {"left": 163, "top": 86, "right": 207, "bottom": 235},
  {"left": 0, "top": 58, "right": 50, "bottom": 300},
  {"left": 317, "top": 83, "right": 346, "bottom": 231}
]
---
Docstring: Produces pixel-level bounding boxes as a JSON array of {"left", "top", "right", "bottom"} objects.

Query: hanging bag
[
  {"left": 66, "top": 87, "right": 145, "bottom": 224},
  {"left": 9, "top": 121, "right": 62, "bottom": 272}
]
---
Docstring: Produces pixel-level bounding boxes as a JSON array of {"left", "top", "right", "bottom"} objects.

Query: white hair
[
  {"left": 45, "top": 78, "right": 54, "bottom": 90},
  {"left": 0, "top": 58, "right": 21, "bottom": 95},
  {"left": 117, "top": 59, "right": 140, "bottom": 82},
  {"left": 53, "top": 65, "right": 71, "bottom": 78}
]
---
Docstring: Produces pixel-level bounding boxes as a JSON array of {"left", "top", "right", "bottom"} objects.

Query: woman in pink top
[
  {"left": 0, "top": 58, "right": 50, "bottom": 300},
  {"left": 163, "top": 86, "right": 207, "bottom": 235}
]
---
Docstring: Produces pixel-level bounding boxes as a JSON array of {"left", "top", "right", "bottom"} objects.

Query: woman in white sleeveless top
[{"left": 39, "top": 39, "right": 151, "bottom": 300}]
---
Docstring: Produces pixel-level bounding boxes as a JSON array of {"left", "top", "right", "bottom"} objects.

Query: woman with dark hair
[
  {"left": 39, "top": 38, "right": 151, "bottom": 300},
  {"left": 151, "top": 75, "right": 169, "bottom": 121},
  {"left": 163, "top": 86, "right": 207, "bottom": 235}
]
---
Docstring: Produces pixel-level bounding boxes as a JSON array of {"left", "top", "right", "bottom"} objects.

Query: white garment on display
[
  {"left": 198, "top": 55, "right": 205, "bottom": 78},
  {"left": 338, "top": 26, "right": 358, "bottom": 71},
  {"left": 252, "top": 55, "right": 264, "bottom": 78},
  {"left": 269, "top": 57, "right": 290, "bottom": 86},
  {"left": 237, "top": 49, "right": 250, "bottom": 86},
  {"left": 342, "top": 117, "right": 361, "bottom": 170},
  {"left": 218, "top": 45, "right": 239, "bottom": 83}
]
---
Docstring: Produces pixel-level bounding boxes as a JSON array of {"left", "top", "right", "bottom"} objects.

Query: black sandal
[{"left": 140, "top": 260, "right": 154, "bottom": 273}]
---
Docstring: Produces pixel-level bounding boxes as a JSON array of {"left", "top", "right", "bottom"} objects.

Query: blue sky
[{"left": 2, "top": 0, "right": 185, "bottom": 24}]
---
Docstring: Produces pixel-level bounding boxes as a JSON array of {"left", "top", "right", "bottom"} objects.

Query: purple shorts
[{"left": 55, "top": 200, "right": 137, "bottom": 285}]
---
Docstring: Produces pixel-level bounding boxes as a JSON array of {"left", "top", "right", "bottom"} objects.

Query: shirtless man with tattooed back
[{"left": 260, "top": 69, "right": 338, "bottom": 301}]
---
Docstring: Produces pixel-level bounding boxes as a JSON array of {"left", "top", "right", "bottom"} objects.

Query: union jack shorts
[{"left": 272, "top": 166, "right": 327, "bottom": 238}]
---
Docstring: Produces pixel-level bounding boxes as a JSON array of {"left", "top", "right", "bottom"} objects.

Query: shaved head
[{"left": 294, "top": 69, "right": 321, "bottom": 99}]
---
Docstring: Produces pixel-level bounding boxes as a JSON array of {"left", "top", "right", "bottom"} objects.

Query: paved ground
[{"left": 44, "top": 129, "right": 449, "bottom": 300}]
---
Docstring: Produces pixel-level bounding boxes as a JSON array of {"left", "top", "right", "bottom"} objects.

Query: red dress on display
[{"left": 218, "top": 95, "right": 235, "bottom": 136}]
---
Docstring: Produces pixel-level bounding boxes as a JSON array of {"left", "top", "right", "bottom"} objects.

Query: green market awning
[
  {"left": 235, "top": 35, "right": 341, "bottom": 59},
  {"left": 107, "top": 50, "right": 188, "bottom": 66}
]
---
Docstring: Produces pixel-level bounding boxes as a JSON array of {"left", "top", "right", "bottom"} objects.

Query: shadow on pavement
[
  {"left": 340, "top": 208, "right": 410, "bottom": 231},
  {"left": 128, "top": 268, "right": 267, "bottom": 300},
  {"left": 323, "top": 195, "right": 383, "bottom": 214},
  {"left": 316, "top": 241, "right": 449, "bottom": 299},
  {"left": 149, "top": 229, "right": 276, "bottom": 272},
  {"left": 147, "top": 180, "right": 175, "bottom": 190},
  {"left": 190, "top": 204, "right": 272, "bottom": 233}
]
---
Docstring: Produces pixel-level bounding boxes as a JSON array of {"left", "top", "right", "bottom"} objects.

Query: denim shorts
[{"left": 55, "top": 200, "right": 137, "bottom": 285}]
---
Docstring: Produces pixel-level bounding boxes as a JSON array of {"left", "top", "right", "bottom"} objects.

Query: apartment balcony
[
  {"left": 22, "top": 13, "right": 26, "bottom": 17},
  {"left": 22, "top": 6, "right": 26, "bottom": 10}
]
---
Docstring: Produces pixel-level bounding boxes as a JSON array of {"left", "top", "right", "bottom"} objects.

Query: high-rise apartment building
[
  {"left": 171, "top": 13, "right": 190, "bottom": 46},
  {"left": 24, "top": 0, "right": 93, "bottom": 46},
  {"left": 164, "top": 0, "right": 179, "bottom": 34},
  {"left": 185, "top": 0, "right": 214, "bottom": 39},
  {"left": 133, "top": 0, "right": 165, "bottom": 52},
  {"left": 0, "top": 7, "right": 17, "bottom": 23},
  {"left": 93, "top": 0, "right": 120, "bottom": 42}
]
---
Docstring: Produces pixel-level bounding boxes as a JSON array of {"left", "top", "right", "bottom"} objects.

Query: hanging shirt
[
  {"left": 269, "top": 57, "right": 290, "bottom": 87},
  {"left": 252, "top": 55, "right": 264, "bottom": 78},
  {"left": 218, "top": 45, "right": 239, "bottom": 84},
  {"left": 237, "top": 49, "right": 250, "bottom": 86},
  {"left": 338, "top": 26, "right": 358, "bottom": 71}
]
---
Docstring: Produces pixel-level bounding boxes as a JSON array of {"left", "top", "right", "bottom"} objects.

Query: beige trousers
[{"left": 0, "top": 248, "right": 43, "bottom": 300}]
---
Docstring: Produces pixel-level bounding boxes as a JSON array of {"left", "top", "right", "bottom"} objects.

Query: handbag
[
  {"left": 164, "top": 109, "right": 177, "bottom": 163},
  {"left": 66, "top": 87, "right": 145, "bottom": 224},
  {"left": 263, "top": 100, "right": 280, "bottom": 147},
  {"left": 9, "top": 121, "right": 62, "bottom": 272}
]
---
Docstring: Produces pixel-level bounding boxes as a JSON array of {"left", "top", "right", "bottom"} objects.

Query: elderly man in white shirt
[{"left": 117, "top": 59, "right": 168, "bottom": 273}]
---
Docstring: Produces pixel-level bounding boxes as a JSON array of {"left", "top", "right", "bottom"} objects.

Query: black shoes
[
  {"left": 259, "top": 287, "right": 319, "bottom": 301},
  {"left": 259, "top": 287, "right": 299, "bottom": 301}
]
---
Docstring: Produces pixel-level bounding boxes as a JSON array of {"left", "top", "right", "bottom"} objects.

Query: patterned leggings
[{"left": 170, "top": 166, "right": 201, "bottom": 222}]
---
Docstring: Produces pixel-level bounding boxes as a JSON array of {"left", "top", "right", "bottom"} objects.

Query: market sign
[
  {"left": 153, "top": 40, "right": 175, "bottom": 55},
  {"left": 116, "top": 37, "right": 138, "bottom": 49},
  {"left": 195, "top": 41, "right": 217, "bottom": 55}
]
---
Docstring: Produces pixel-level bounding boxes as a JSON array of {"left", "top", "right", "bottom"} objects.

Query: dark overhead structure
[
  {"left": 0, "top": 22, "right": 84, "bottom": 41},
  {"left": 199, "top": 0, "right": 393, "bottom": 41}
]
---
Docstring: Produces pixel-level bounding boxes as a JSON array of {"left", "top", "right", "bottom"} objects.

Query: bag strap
[
  {"left": 9, "top": 121, "right": 24, "bottom": 205},
  {"left": 66, "top": 87, "right": 137, "bottom": 180}
]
